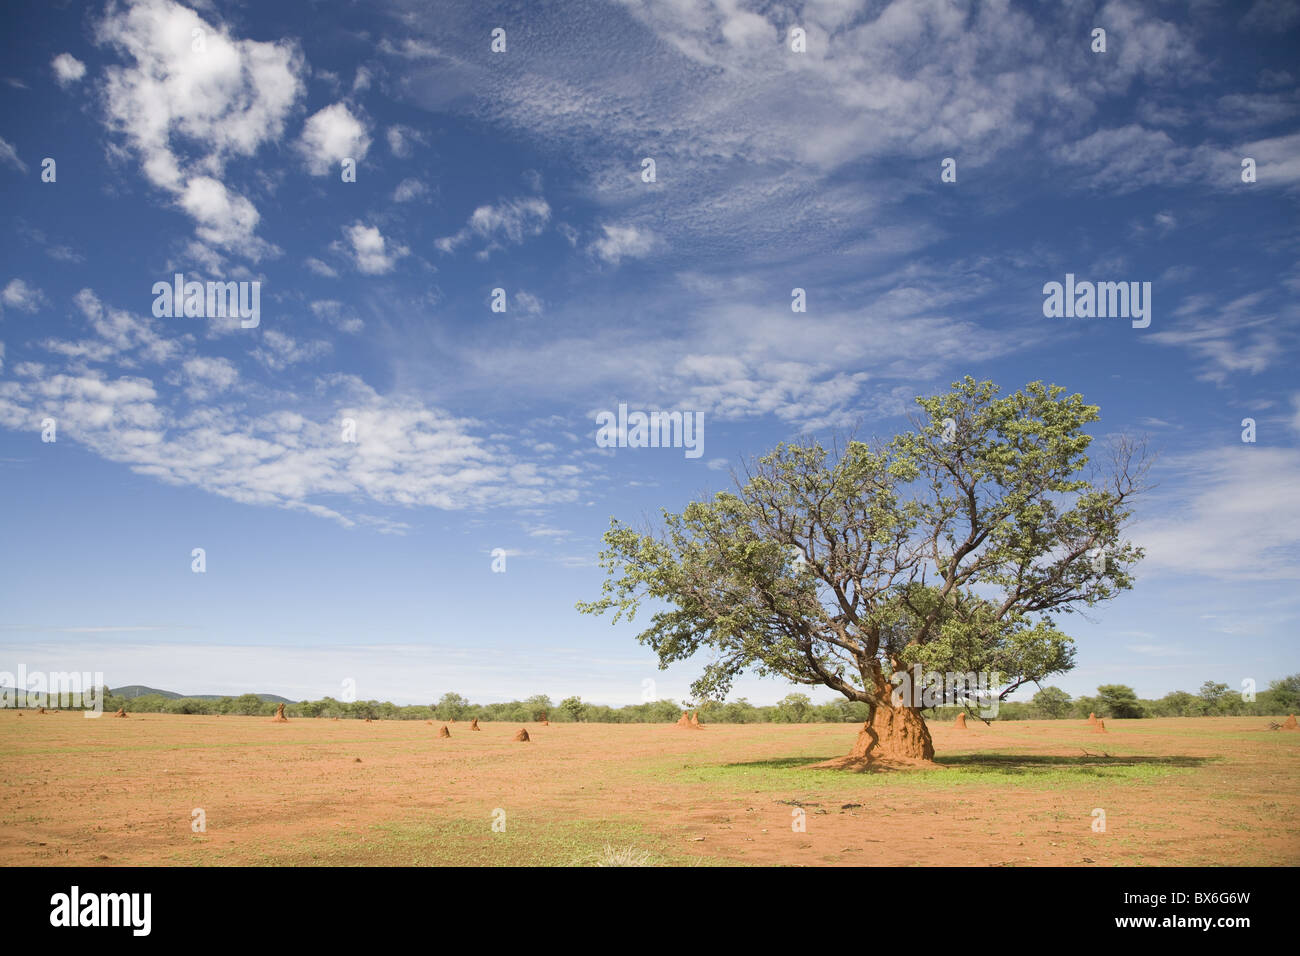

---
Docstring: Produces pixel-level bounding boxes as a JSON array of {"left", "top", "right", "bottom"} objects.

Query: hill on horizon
[{"left": 111, "top": 685, "right": 296, "bottom": 704}]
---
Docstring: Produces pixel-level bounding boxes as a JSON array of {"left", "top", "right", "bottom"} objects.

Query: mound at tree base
[{"left": 810, "top": 710, "right": 936, "bottom": 771}]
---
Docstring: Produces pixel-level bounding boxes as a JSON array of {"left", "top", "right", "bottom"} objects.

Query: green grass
[
  {"left": 168, "top": 815, "right": 725, "bottom": 867},
  {"left": 637, "top": 751, "right": 1211, "bottom": 795}
]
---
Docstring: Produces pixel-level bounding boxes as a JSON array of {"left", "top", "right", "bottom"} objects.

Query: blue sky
[{"left": 1, "top": 0, "right": 1297, "bottom": 706}]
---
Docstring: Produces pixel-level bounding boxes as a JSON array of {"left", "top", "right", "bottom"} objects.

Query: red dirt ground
[{"left": 0, "top": 712, "right": 1295, "bottom": 866}]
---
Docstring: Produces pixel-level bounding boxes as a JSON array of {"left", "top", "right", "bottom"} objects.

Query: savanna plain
[{"left": 2, "top": 712, "right": 1295, "bottom": 867}]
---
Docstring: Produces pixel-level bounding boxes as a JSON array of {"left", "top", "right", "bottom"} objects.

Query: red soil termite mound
[
  {"left": 438, "top": 724, "right": 451, "bottom": 738},
  {"left": 113, "top": 708, "right": 128, "bottom": 718},
  {"left": 953, "top": 712, "right": 967, "bottom": 729},
  {"left": 810, "top": 706, "right": 937, "bottom": 771},
  {"left": 1087, "top": 712, "right": 1097, "bottom": 724},
  {"left": 1093, "top": 719, "right": 1107, "bottom": 733},
  {"left": 38, "top": 707, "right": 46, "bottom": 714},
  {"left": 470, "top": 718, "right": 481, "bottom": 731},
  {"left": 425, "top": 719, "right": 433, "bottom": 725},
  {"left": 271, "top": 703, "right": 288, "bottom": 723},
  {"left": 1283, "top": 714, "right": 1298, "bottom": 730},
  {"left": 513, "top": 728, "right": 530, "bottom": 742},
  {"left": 676, "top": 711, "right": 690, "bottom": 727},
  {"left": 690, "top": 711, "right": 704, "bottom": 728}
]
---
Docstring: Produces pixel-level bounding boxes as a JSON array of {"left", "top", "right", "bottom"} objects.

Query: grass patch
[
  {"left": 171, "top": 815, "right": 722, "bottom": 867},
  {"left": 639, "top": 752, "right": 1209, "bottom": 795}
]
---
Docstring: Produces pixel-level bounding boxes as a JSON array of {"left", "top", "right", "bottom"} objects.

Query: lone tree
[{"left": 578, "top": 379, "right": 1148, "bottom": 769}]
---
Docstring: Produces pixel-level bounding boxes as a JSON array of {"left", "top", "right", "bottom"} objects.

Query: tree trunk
[{"left": 812, "top": 665, "right": 936, "bottom": 770}]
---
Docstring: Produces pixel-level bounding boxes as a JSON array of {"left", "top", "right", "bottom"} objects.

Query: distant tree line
[
  {"left": 82, "top": 675, "right": 1300, "bottom": 722},
  {"left": 939, "top": 676, "right": 1300, "bottom": 721}
]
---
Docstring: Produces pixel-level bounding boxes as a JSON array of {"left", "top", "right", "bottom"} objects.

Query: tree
[
  {"left": 1267, "top": 674, "right": 1300, "bottom": 713},
  {"left": 435, "top": 692, "right": 469, "bottom": 721},
  {"left": 1155, "top": 690, "right": 1200, "bottom": 717},
  {"left": 1197, "top": 680, "right": 1243, "bottom": 716},
  {"left": 559, "top": 695, "right": 587, "bottom": 722},
  {"left": 1031, "top": 686, "right": 1072, "bottom": 719},
  {"left": 1072, "top": 695, "right": 1101, "bottom": 720},
  {"left": 579, "top": 379, "right": 1147, "bottom": 767},
  {"left": 1097, "top": 684, "right": 1145, "bottom": 719},
  {"left": 775, "top": 693, "right": 812, "bottom": 723},
  {"left": 524, "top": 694, "right": 552, "bottom": 721},
  {"left": 233, "top": 693, "right": 265, "bottom": 716}
]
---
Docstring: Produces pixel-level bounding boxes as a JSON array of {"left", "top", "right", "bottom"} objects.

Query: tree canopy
[{"left": 579, "top": 378, "right": 1149, "bottom": 716}]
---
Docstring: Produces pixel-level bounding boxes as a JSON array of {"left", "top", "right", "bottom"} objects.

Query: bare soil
[{"left": 1, "top": 713, "right": 1295, "bottom": 866}]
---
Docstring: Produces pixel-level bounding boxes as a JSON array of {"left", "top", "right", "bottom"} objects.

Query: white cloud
[
  {"left": 343, "top": 222, "right": 408, "bottom": 274},
  {"left": 44, "top": 288, "right": 183, "bottom": 365},
  {"left": 304, "top": 256, "right": 338, "bottom": 278},
  {"left": 435, "top": 196, "right": 549, "bottom": 255},
  {"left": 1145, "top": 292, "right": 1296, "bottom": 383},
  {"left": 2, "top": 279, "right": 45, "bottom": 313},
  {"left": 175, "top": 355, "right": 239, "bottom": 399},
  {"left": 392, "top": 177, "right": 428, "bottom": 202},
  {"left": 1239, "top": 130, "right": 1300, "bottom": 186},
  {"left": 177, "top": 176, "right": 265, "bottom": 254},
  {"left": 589, "top": 223, "right": 657, "bottom": 264},
  {"left": 0, "top": 287, "right": 585, "bottom": 527},
  {"left": 452, "top": 276, "right": 1026, "bottom": 429},
  {"left": 1133, "top": 448, "right": 1300, "bottom": 581},
  {"left": 250, "top": 329, "right": 332, "bottom": 370},
  {"left": 94, "top": 0, "right": 304, "bottom": 258},
  {"left": 309, "top": 299, "right": 363, "bottom": 333},
  {"left": 0, "top": 136, "right": 27, "bottom": 174},
  {"left": 297, "top": 102, "right": 370, "bottom": 175},
  {"left": 514, "top": 291, "right": 543, "bottom": 316},
  {"left": 51, "top": 52, "right": 87, "bottom": 87},
  {"left": 386, "top": 124, "right": 425, "bottom": 158}
]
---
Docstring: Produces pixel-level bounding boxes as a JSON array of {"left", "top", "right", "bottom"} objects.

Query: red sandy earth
[{"left": 0, "top": 712, "right": 1295, "bottom": 866}]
